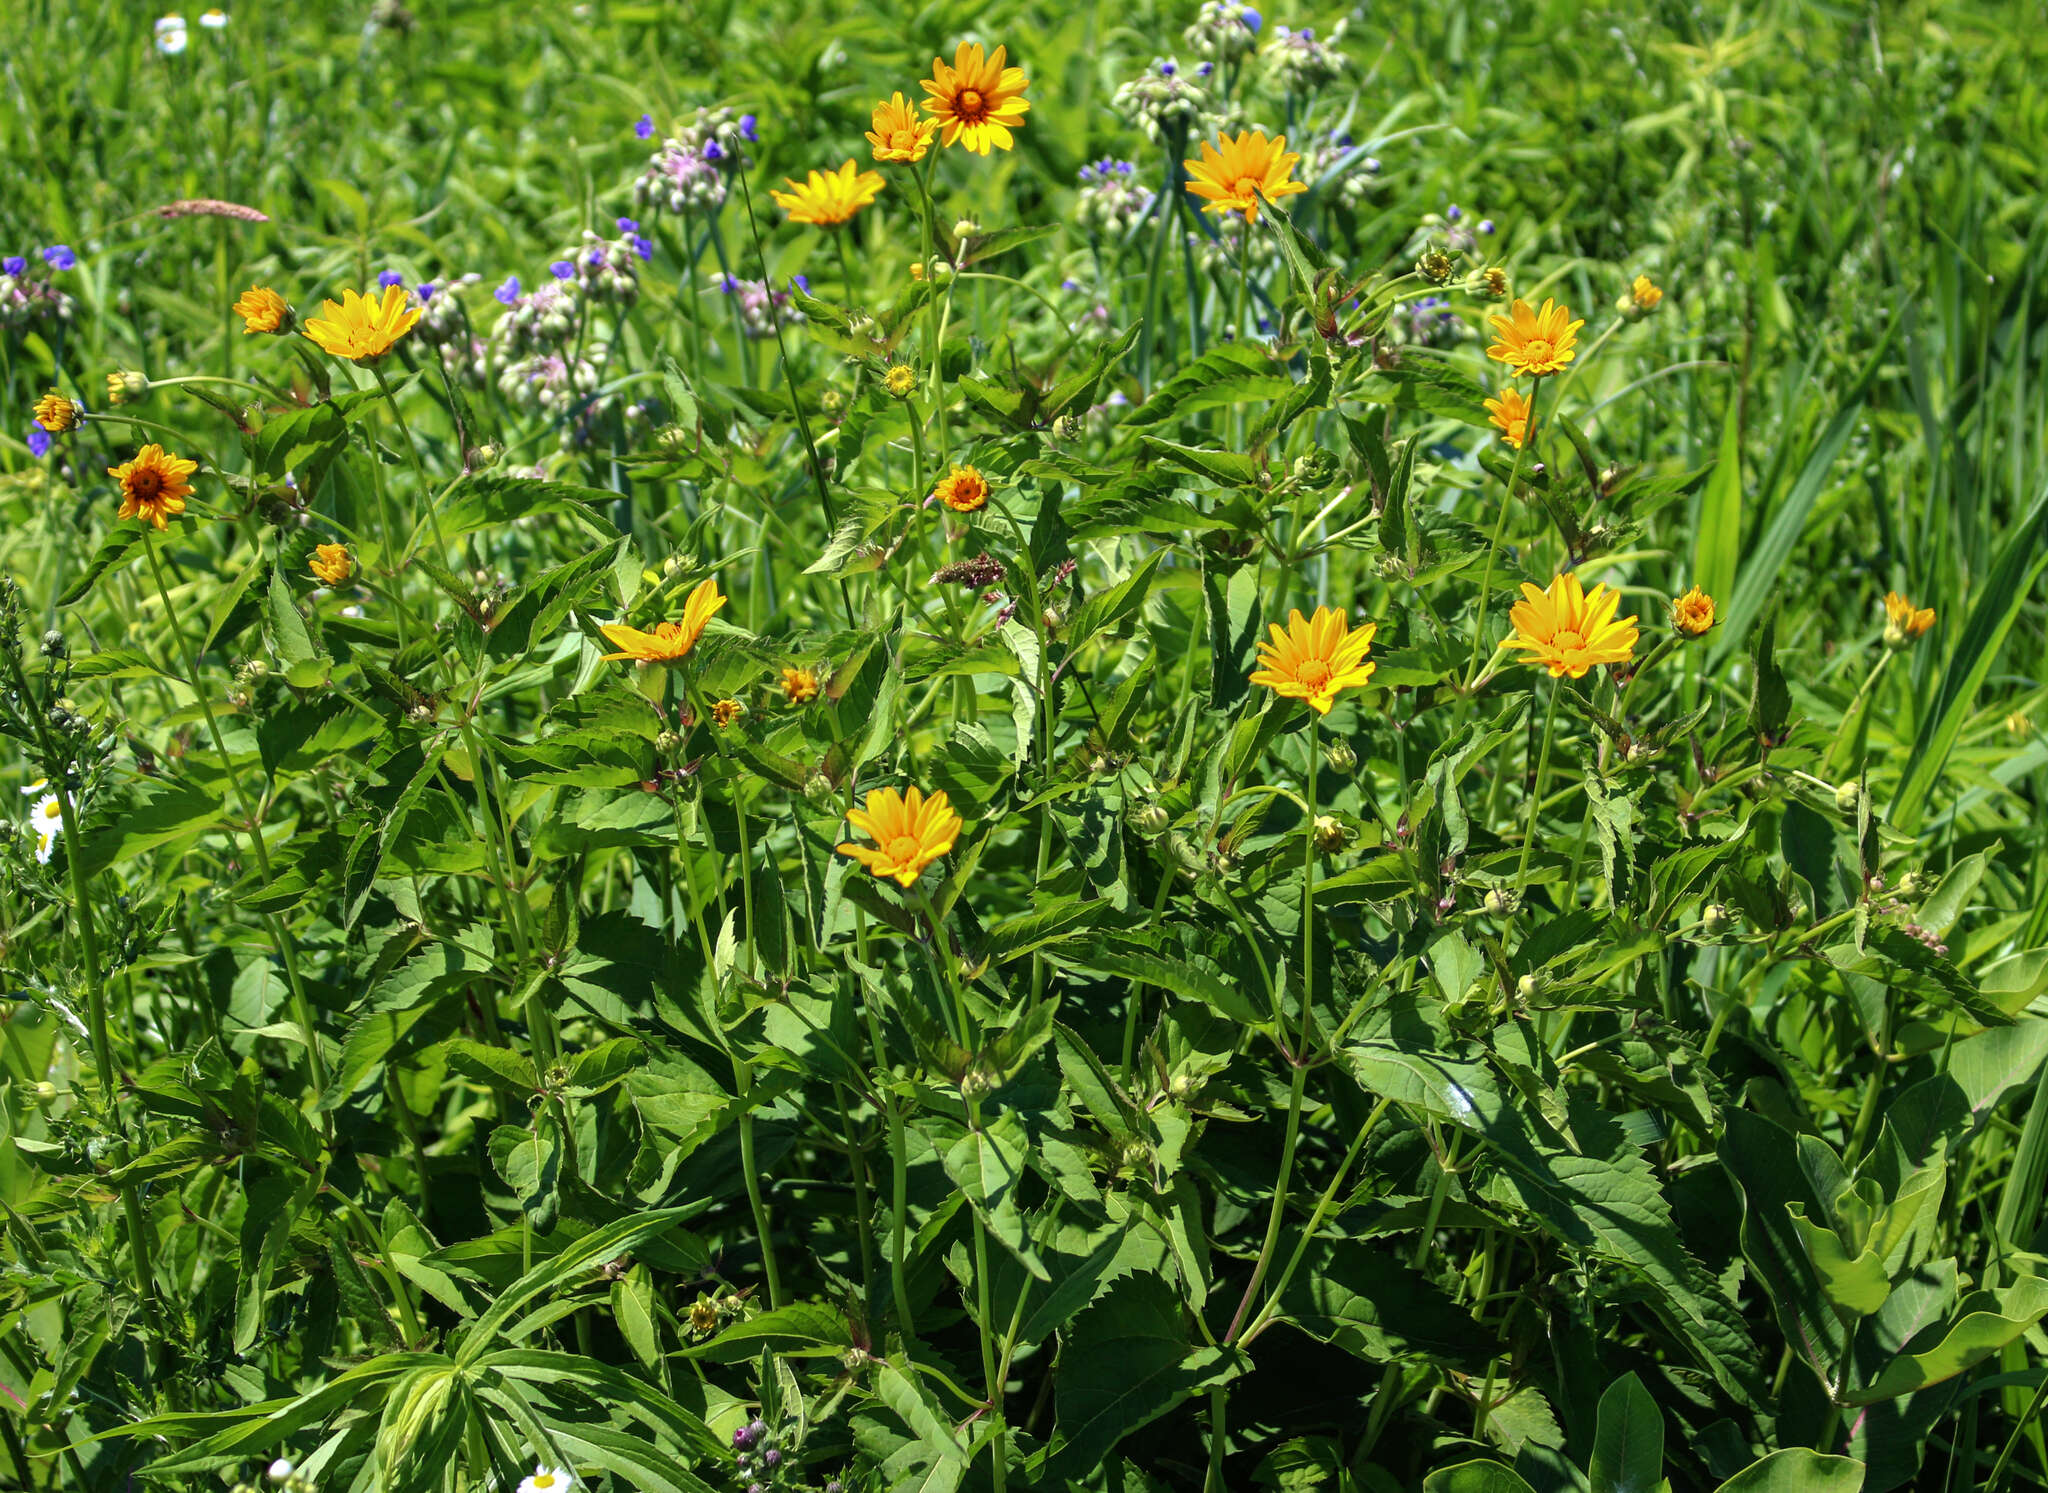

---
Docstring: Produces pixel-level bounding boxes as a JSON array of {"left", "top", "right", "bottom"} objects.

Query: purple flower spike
[
  {"left": 42, "top": 245, "right": 76, "bottom": 271},
  {"left": 495, "top": 275, "right": 522, "bottom": 304},
  {"left": 635, "top": 113, "right": 655, "bottom": 139},
  {"left": 549, "top": 260, "right": 575, "bottom": 280}
]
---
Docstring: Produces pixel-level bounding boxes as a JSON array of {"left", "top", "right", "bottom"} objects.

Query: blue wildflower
[
  {"left": 26, "top": 427, "right": 51, "bottom": 459},
  {"left": 635, "top": 113, "right": 655, "bottom": 139},
  {"left": 632, "top": 236, "right": 654, "bottom": 261},
  {"left": 549, "top": 260, "right": 575, "bottom": 280},
  {"left": 495, "top": 275, "right": 522, "bottom": 304},
  {"left": 1, "top": 256, "right": 23, "bottom": 276},
  {"left": 419, "top": 282, "right": 437, "bottom": 301},
  {"left": 1241, "top": 6, "right": 1261, "bottom": 30},
  {"left": 1158, "top": 59, "right": 1175, "bottom": 76},
  {"left": 792, "top": 274, "right": 809, "bottom": 293},
  {"left": 617, "top": 216, "right": 639, "bottom": 233},
  {"left": 738, "top": 114, "right": 758, "bottom": 142},
  {"left": 1196, "top": 61, "right": 1214, "bottom": 76},
  {"left": 1478, "top": 219, "right": 1495, "bottom": 235},
  {"left": 702, "top": 139, "right": 725, "bottom": 163},
  {"left": 377, "top": 270, "right": 405, "bottom": 288},
  {"left": 42, "top": 245, "right": 76, "bottom": 271}
]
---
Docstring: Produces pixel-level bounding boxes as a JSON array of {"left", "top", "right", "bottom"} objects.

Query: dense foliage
[{"left": 3, "top": 2, "right": 2048, "bottom": 1492}]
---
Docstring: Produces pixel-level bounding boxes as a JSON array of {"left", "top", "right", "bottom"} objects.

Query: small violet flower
[
  {"left": 26, "top": 427, "right": 52, "bottom": 459},
  {"left": 377, "top": 269, "right": 405, "bottom": 288},
  {"left": 495, "top": 275, "right": 522, "bottom": 305},
  {"left": 635, "top": 113, "right": 655, "bottom": 139},
  {"left": 1, "top": 256, "right": 24, "bottom": 276},
  {"left": 42, "top": 245, "right": 76, "bottom": 271},
  {"left": 549, "top": 260, "right": 575, "bottom": 280}
]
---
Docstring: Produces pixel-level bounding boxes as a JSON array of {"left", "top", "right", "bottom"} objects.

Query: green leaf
[
  {"left": 1693, "top": 393, "right": 1744, "bottom": 608},
  {"left": 1589, "top": 1371, "right": 1664, "bottom": 1493},
  {"left": 1420, "top": 1463, "right": 1541, "bottom": 1493},
  {"left": 1711, "top": 1449, "right": 1864, "bottom": 1493},
  {"left": 1842, "top": 1274, "right": 2048, "bottom": 1404},
  {"left": 1277, "top": 1237, "right": 1496, "bottom": 1370},
  {"left": 446, "top": 1039, "right": 540, "bottom": 1094},
  {"left": 1052, "top": 1274, "right": 1244, "bottom": 1472},
  {"left": 1788, "top": 1206, "right": 1892, "bottom": 1316}
]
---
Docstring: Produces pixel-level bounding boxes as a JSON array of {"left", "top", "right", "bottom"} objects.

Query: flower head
[
  {"left": 1503, "top": 573, "right": 1638, "bottom": 677},
  {"left": 1249, "top": 606, "right": 1377, "bottom": 714},
  {"left": 310, "top": 543, "right": 353, "bottom": 587},
  {"left": 41, "top": 245, "right": 76, "bottom": 272},
  {"left": 837, "top": 785, "right": 963, "bottom": 888},
  {"left": 30, "top": 791, "right": 64, "bottom": 864},
  {"left": 599, "top": 576, "right": 726, "bottom": 663},
  {"left": 234, "top": 285, "right": 291, "bottom": 334},
  {"left": 495, "top": 276, "right": 522, "bottom": 305},
  {"left": 26, "top": 428, "right": 51, "bottom": 459},
  {"left": 1624, "top": 274, "right": 1663, "bottom": 317},
  {"left": 302, "top": 284, "right": 421, "bottom": 362},
  {"left": 1883, "top": 591, "right": 1935, "bottom": 648},
  {"left": 920, "top": 42, "right": 1032, "bottom": 155},
  {"left": 517, "top": 1466, "right": 576, "bottom": 1493},
  {"left": 199, "top": 8, "right": 227, "bottom": 26},
  {"left": 781, "top": 666, "right": 819, "bottom": 703},
  {"left": 770, "top": 160, "right": 885, "bottom": 226},
  {"left": 1486, "top": 297, "right": 1583, "bottom": 377},
  {"left": 635, "top": 113, "right": 656, "bottom": 139},
  {"left": 933, "top": 465, "right": 989, "bottom": 513},
  {"left": 1183, "top": 129, "right": 1306, "bottom": 223},
  {"left": 109, "top": 443, "right": 198, "bottom": 530},
  {"left": 711, "top": 698, "right": 743, "bottom": 729},
  {"left": 1672, "top": 586, "right": 1715, "bottom": 639},
  {"left": 867, "top": 93, "right": 939, "bottom": 164},
  {"left": 2, "top": 256, "right": 24, "bottom": 276},
  {"left": 1483, "top": 386, "right": 1529, "bottom": 449},
  {"left": 33, "top": 393, "right": 80, "bottom": 433},
  {"left": 884, "top": 363, "right": 918, "bottom": 399},
  {"left": 106, "top": 370, "right": 150, "bottom": 406}
]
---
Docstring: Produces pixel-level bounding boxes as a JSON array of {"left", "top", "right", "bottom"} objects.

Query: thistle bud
[
  {"left": 655, "top": 730, "right": 681, "bottom": 754},
  {"left": 39, "top": 629, "right": 66, "bottom": 661}
]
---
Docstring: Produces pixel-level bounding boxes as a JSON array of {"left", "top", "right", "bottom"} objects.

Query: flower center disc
[
  {"left": 1523, "top": 339, "right": 1554, "bottom": 364},
  {"left": 1296, "top": 660, "right": 1331, "bottom": 690},
  {"left": 132, "top": 470, "right": 163, "bottom": 501},
  {"left": 886, "top": 835, "right": 923, "bottom": 864},
  {"left": 1554, "top": 628, "right": 1585, "bottom": 651},
  {"left": 958, "top": 88, "right": 985, "bottom": 118}
]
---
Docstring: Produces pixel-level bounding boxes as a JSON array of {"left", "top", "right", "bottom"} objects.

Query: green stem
[
  {"left": 1515, "top": 679, "right": 1560, "bottom": 895},
  {"left": 1466, "top": 376, "right": 1547, "bottom": 684}
]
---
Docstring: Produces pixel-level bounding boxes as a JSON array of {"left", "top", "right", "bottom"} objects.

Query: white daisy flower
[
  {"left": 19, "top": 778, "right": 47, "bottom": 796},
  {"left": 157, "top": 25, "right": 190, "bottom": 54},
  {"left": 267, "top": 1461, "right": 295, "bottom": 1484},
  {"left": 517, "top": 1466, "right": 575, "bottom": 1493},
  {"left": 30, "top": 792, "right": 65, "bottom": 864},
  {"left": 199, "top": 7, "right": 228, "bottom": 25},
  {"left": 153, "top": 12, "right": 186, "bottom": 31}
]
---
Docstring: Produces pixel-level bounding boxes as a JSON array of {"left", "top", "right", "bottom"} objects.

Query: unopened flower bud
[
  {"left": 1313, "top": 814, "right": 1346, "bottom": 853},
  {"left": 1482, "top": 887, "right": 1518, "bottom": 917},
  {"left": 1480, "top": 267, "right": 1508, "bottom": 298},
  {"left": 952, "top": 218, "right": 981, "bottom": 240},
  {"left": 40, "top": 629, "right": 67, "bottom": 661},
  {"left": 267, "top": 1461, "right": 295, "bottom": 1485},
  {"left": 1702, "top": 902, "right": 1733, "bottom": 934},
  {"left": 106, "top": 370, "right": 151, "bottom": 406},
  {"left": 655, "top": 730, "right": 681, "bottom": 754},
  {"left": 1129, "top": 802, "right": 1170, "bottom": 836},
  {"left": 1515, "top": 972, "right": 1544, "bottom": 1001},
  {"left": 466, "top": 442, "right": 501, "bottom": 469},
  {"left": 1323, "top": 739, "right": 1357, "bottom": 774},
  {"left": 1415, "top": 248, "right": 1454, "bottom": 285},
  {"left": 1834, "top": 780, "right": 1861, "bottom": 813},
  {"left": 33, "top": 1081, "right": 56, "bottom": 1101}
]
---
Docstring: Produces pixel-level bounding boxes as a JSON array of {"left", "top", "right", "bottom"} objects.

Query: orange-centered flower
[
  {"left": 1486, "top": 297, "right": 1583, "bottom": 377},
  {"left": 1504, "top": 573, "right": 1638, "bottom": 678},
  {"left": 1883, "top": 591, "right": 1935, "bottom": 647},
  {"left": 920, "top": 42, "right": 1031, "bottom": 155},
  {"left": 867, "top": 92, "right": 939, "bottom": 164},
  {"left": 303, "top": 284, "right": 421, "bottom": 362},
  {"left": 599, "top": 576, "right": 727, "bottom": 663},
  {"left": 837, "top": 785, "right": 964, "bottom": 888},
  {"left": 933, "top": 465, "right": 989, "bottom": 513},
  {"left": 770, "top": 160, "right": 885, "bottom": 227},
  {"left": 310, "top": 543, "right": 354, "bottom": 587},
  {"left": 109, "top": 444, "right": 198, "bottom": 530},
  {"left": 1672, "top": 586, "right": 1715, "bottom": 638},
  {"left": 1249, "top": 607, "right": 1377, "bottom": 715},
  {"left": 234, "top": 285, "right": 292, "bottom": 335},
  {"left": 781, "top": 666, "right": 819, "bottom": 703},
  {"left": 1183, "top": 129, "right": 1307, "bottom": 224},
  {"left": 1484, "top": 386, "right": 1530, "bottom": 449}
]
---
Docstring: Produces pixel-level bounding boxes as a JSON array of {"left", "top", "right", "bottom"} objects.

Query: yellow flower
[
  {"left": 106, "top": 370, "right": 150, "bottom": 406},
  {"left": 1883, "top": 591, "right": 1935, "bottom": 648},
  {"left": 933, "top": 465, "right": 989, "bottom": 513},
  {"left": 32, "top": 392, "right": 80, "bottom": 433},
  {"left": 599, "top": 576, "right": 727, "bottom": 663},
  {"left": 108, "top": 443, "right": 198, "bottom": 531},
  {"left": 309, "top": 543, "right": 353, "bottom": 587},
  {"left": 781, "top": 667, "right": 819, "bottom": 703},
  {"left": 1672, "top": 586, "right": 1716, "bottom": 639},
  {"left": 1249, "top": 607, "right": 1377, "bottom": 715},
  {"left": 1183, "top": 129, "right": 1307, "bottom": 224},
  {"left": 1486, "top": 297, "right": 1583, "bottom": 377},
  {"left": 1629, "top": 274, "right": 1663, "bottom": 313},
  {"left": 711, "top": 698, "right": 743, "bottom": 729},
  {"left": 1484, "top": 386, "right": 1530, "bottom": 449},
  {"left": 1503, "top": 573, "right": 1638, "bottom": 678},
  {"left": 770, "top": 159, "right": 885, "bottom": 227},
  {"left": 302, "top": 284, "right": 422, "bottom": 362},
  {"left": 234, "top": 285, "right": 292, "bottom": 335},
  {"left": 884, "top": 363, "right": 918, "bottom": 399},
  {"left": 920, "top": 42, "right": 1032, "bottom": 155},
  {"left": 867, "top": 92, "right": 939, "bottom": 164},
  {"left": 837, "top": 784, "right": 963, "bottom": 888}
]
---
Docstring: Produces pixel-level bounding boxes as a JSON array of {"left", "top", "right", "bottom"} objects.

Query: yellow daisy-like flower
[
  {"left": 599, "top": 576, "right": 727, "bottom": 664},
  {"left": 1248, "top": 607, "right": 1378, "bottom": 715},
  {"left": 884, "top": 363, "right": 918, "bottom": 399},
  {"left": 33, "top": 392, "right": 81, "bottom": 434},
  {"left": 920, "top": 42, "right": 1031, "bottom": 155},
  {"left": 234, "top": 285, "right": 292, "bottom": 335},
  {"left": 1483, "top": 386, "right": 1530, "bottom": 449},
  {"left": 309, "top": 543, "right": 353, "bottom": 587},
  {"left": 1629, "top": 274, "right": 1663, "bottom": 313},
  {"left": 1503, "top": 573, "right": 1639, "bottom": 678},
  {"left": 837, "top": 785, "right": 964, "bottom": 889},
  {"left": 108, "top": 443, "right": 198, "bottom": 531},
  {"left": 866, "top": 93, "right": 939, "bottom": 164},
  {"left": 770, "top": 160, "right": 885, "bottom": 227},
  {"left": 1672, "top": 586, "right": 1715, "bottom": 639},
  {"left": 302, "top": 284, "right": 422, "bottom": 362},
  {"left": 1183, "top": 129, "right": 1308, "bottom": 224},
  {"left": 781, "top": 667, "right": 819, "bottom": 703},
  {"left": 933, "top": 465, "right": 989, "bottom": 513},
  {"left": 1486, "top": 297, "right": 1584, "bottom": 378},
  {"left": 711, "top": 698, "right": 743, "bottom": 729},
  {"left": 1883, "top": 591, "right": 1935, "bottom": 647}
]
